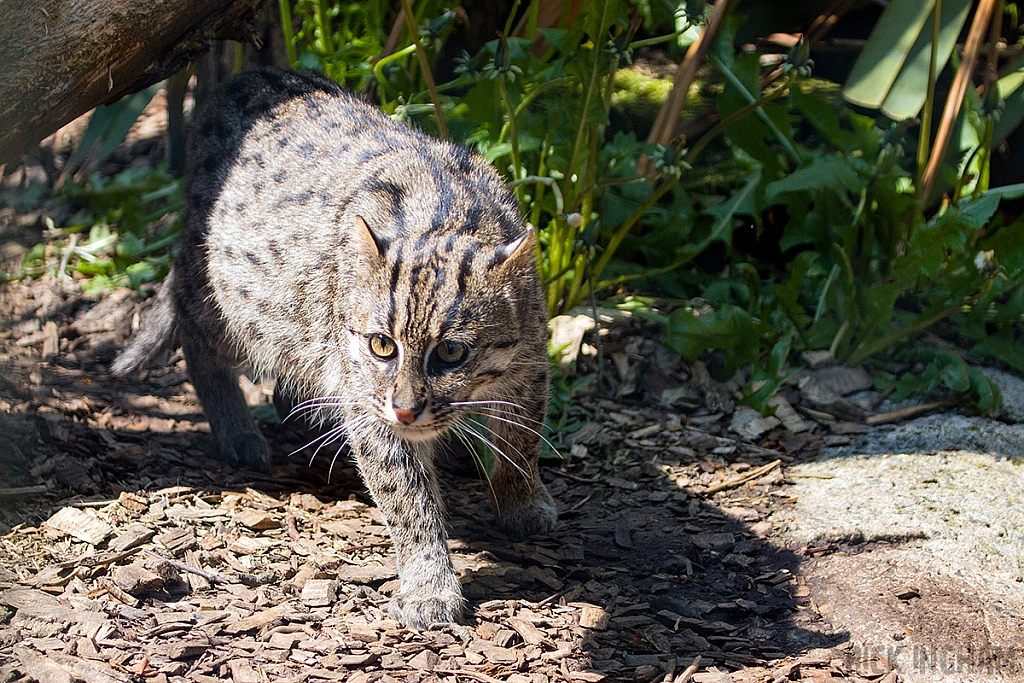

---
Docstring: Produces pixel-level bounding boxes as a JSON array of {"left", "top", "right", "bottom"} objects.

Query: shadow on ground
[{"left": 0, "top": 312, "right": 846, "bottom": 682}]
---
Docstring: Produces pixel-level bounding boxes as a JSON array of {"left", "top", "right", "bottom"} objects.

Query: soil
[{"left": 2, "top": 107, "right": 1023, "bottom": 683}]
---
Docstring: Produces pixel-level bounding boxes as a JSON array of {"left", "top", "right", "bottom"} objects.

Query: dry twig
[
  {"left": 865, "top": 400, "right": 958, "bottom": 426},
  {"left": 704, "top": 459, "right": 783, "bottom": 494},
  {"left": 143, "top": 550, "right": 234, "bottom": 585}
]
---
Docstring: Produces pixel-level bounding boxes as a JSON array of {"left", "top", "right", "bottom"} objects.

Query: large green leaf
[
  {"left": 993, "top": 53, "right": 1024, "bottom": 144},
  {"left": 765, "top": 155, "right": 863, "bottom": 203},
  {"left": 843, "top": 0, "right": 934, "bottom": 110},
  {"left": 666, "top": 304, "right": 760, "bottom": 376},
  {"left": 879, "top": 0, "right": 972, "bottom": 120},
  {"left": 64, "top": 84, "right": 161, "bottom": 176}
]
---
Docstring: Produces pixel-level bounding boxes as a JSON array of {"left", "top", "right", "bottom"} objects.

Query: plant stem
[
  {"left": 595, "top": 168, "right": 759, "bottom": 289},
  {"left": 709, "top": 54, "right": 802, "bottom": 167},
  {"left": 920, "top": 0, "right": 999, "bottom": 200},
  {"left": 525, "top": 0, "right": 541, "bottom": 41},
  {"left": 685, "top": 78, "right": 793, "bottom": 163},
  {"left": 497, "top": 76, "right": 522, "bottom": 191},
  {"left": 568, "top": 0, "right": 613, "bottom": 176},
  {"left": 590, "top": 178, "right": 677, "bottom": 287},
  {"left": 512, "top": 176, "right": 564, "bottom": 215},
  {"left": 399, "top": 0, "right": 448, "bottom": 138},
  {"left": 499, "top": 77, "right": 575, "bottom": 145},
  {"left": 630, "top": 29, "right": 686, "bottom": 49},
  {"left": 279, "top": 0, "right": 298, "bottom": 67},
  {"left": 316, "top": 0, "right": 333, "bottom": 55},
  {"left": 373, "top": 44, "right": 417, "bottom": 106},
  {"left": 976, "top": 0, "right": 1005, "bottom": 196},
  {"left": 915, "top": 0, "right": 941, "bottom": 189},
  {"left": 848, "top": 282, "right": 993, "bottom": 364}
]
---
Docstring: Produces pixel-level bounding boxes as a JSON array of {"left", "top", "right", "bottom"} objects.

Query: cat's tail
[{"left": 111, "top": 266, "right": 180, "bottom": 377}]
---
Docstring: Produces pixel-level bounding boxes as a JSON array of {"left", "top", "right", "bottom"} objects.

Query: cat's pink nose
[{"left": 394, "top": 407, "right": 418, "bottom": 425}]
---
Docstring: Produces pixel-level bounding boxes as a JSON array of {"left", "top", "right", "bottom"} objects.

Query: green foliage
[
  {"left": 884, "top": 348, "right": 1003, "bottom": 412},
  {"left": 22, "top": 0, "right": 1024, "bottom": 417},
  {"left": 42, "top": 166, "right": 183, "bottom": 291}
]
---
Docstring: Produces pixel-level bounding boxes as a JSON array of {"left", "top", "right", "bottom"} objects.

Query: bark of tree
[{"left": 0, "top": 0, "right": 269, "bottom": 168}]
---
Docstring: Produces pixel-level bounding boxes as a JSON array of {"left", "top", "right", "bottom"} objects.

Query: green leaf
[
  {"left": 957, "top": 194, "right": 1000, "bottom": 230},
  {"left": 879, "top": 0, "right": 972, "bottom": 120},
  {"left": 843, "top": 0, "right": 934, "bottom": 109},
  {"left": 767, "top": 336, "right": 791, "bottom": 378},
  {"left": 968, "top": 368, "right": 1002, "bottom": 412},
  {"left": 994, "top": 53, "right": 1024, "bottom": 144},
  {"left": 792, "top": 85, "right": 843, "bottom": 150},
  {"left": 66, "top": 84, "right": 161, "bottom": 173},
  {"left": 765, "top": 155, "right": 864, "bottom": 203},
  {"left": 665, "top": 304, "right": 759, "bottom": 376}
]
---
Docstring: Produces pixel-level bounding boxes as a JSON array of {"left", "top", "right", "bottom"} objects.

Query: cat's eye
[
  {"left": 368, "top": 334, "right": 398, "bottom": 360},
  {"left": 435, "top": 341, "right": 468, "bottom": 366}
]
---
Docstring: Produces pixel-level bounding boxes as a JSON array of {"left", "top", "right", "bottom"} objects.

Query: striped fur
[{"left": 113, "top": 69, "right": 556, "bottom": 627}]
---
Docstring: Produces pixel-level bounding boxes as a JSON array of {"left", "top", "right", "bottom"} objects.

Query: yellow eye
[
  {"left": 435, "top": 341, "right": 468, "bottom": 365},
  {"left": 369, "top": 334, "right": 397, "bottom": 360}
]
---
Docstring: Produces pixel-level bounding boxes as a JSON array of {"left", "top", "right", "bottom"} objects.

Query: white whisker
[
  {"left": 449, "top": 400, "right": 546, "bottom": 427},
  {"left": 470, "top": 409, "right": 562, "bottom": 457},
  {"left": 463, "top": 420, "right": 530, "bottom": 481},
  {"left": 288, "top": 396, "right": 360, "bottom": 420},
  {"left": 451, "top": 421, "right": 502, "bottom": 508}
]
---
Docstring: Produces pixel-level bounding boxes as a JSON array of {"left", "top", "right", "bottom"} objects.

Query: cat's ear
[
  {"left": 492, "top": 228, "right": 536, "bottom": 272},
  {"left": 352, "top": 215, "right": 385, "bottom": 268}
]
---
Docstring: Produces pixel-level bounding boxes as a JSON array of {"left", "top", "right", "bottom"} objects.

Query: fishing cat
[{"left": 112, "top": 68, "right": 557, "bottom": 627}]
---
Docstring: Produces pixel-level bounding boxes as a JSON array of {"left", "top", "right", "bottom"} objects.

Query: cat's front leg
[{"left": 348, "top": 422, "right": 462, "bottom": 627}]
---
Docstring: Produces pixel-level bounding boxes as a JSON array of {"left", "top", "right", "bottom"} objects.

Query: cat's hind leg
[
  {"left": 485, "top": 392, "right": 557, "bottom": 539},
  {"left": 179, "top": 326, "right": 272, "bottom": 472}
]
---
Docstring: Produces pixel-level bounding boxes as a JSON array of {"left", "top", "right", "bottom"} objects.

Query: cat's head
[{"left": 336, "top": 214, "right": 545, "bottom": 442}]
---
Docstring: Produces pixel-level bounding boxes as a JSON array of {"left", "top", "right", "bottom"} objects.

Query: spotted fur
[{"left": 113, "top": 68, "right": 556, "bottom": 627}]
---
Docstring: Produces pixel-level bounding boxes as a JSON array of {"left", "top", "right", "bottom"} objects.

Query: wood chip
[
  {"left": 806, "top": 365, "right": 872, "bottom": 395},
  {"left": 508, "top": 616, "right": 546, "bottom": 645},
  {"left": 729, "top": 406, "right": 781, "bottom": 439},
  {"left": 613, "top": 519, "right": 633, "bottom": 549},
  {"left": 228, "top": 659, "right": 262, "bottom": 683},
  {"left": 42, "top": 651, "right": 130, "bottom": 683},
  {"left": 301, "top": 579, "right": 338, "bottom": 607},
  {"left": 704, "top": 460, "right": 782, "bottom": 495},
  {"left": 155, "top": 527, "right": 195, "bottom": 554},
  {"left": 577, "top": 604, "right": 609, "bottom": 630},
  {"left": 798, "top": 376, "right": 869, "bottom": 422},
  {"left": 768, "top": 395, "right": 811, "bottom": 433},
  {"left": 0, "top": 588, "right": 63, "bottom": 610},
  {"left": 894, "top": 586, "right": 921, "bottom": 600},
  {"left": 110, "top": 564, "right": 163, "bottom": 596},
  {"left": 865, "top": 399, "right": 958, "bottom": 426},
  {"left": 471, "top": 641, "right": 517, "bottom": 665},
  {"left": 109, "top": 528, "right": 156, "bottom": 557},
  {"left": 335, "top": 564, "right": 396, "bottom": 583},
  {"left": 43, "top": 507, "right": 113, "bottom": 546},
  {"left": 0, "top": 484, "right": 50, "bottom": 498},
  {"left": 13, "top": 646, "right": 73, "bottom": 683},
  {"left": 223, "top": 603, "right": 293, "bottom": 634},
  {"left": 41, "top": 321, "right": 59, "bottom": 359},
  {"left": 234, "top": 508, "right": 279, "bottom": 530},
  {"left": 160, "top": 642, "right": 208, "bottom": 660},
  {"left": 408, "top": 649, "right": 440, "bottom": 670}
]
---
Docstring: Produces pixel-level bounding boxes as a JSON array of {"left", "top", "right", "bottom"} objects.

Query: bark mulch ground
[{"left": 0, "top": 202, "right": 901, "bottom": 683}]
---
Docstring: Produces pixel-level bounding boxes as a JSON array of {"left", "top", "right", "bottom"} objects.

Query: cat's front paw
[
  {"left": 496, "top": 486, "right": 558, "bottom": 540},
  {"left": 388, "top": 587, "right": 464, "bottom": 628}
]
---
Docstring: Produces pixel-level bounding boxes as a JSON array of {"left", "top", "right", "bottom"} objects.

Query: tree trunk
[{"left": 0, "top": 0, "right": 268, "bottom": 168}]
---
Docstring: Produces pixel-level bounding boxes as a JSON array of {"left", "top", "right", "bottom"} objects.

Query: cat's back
[{"left": 188, "top": 68, "right": 521, "bottom": 252}]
